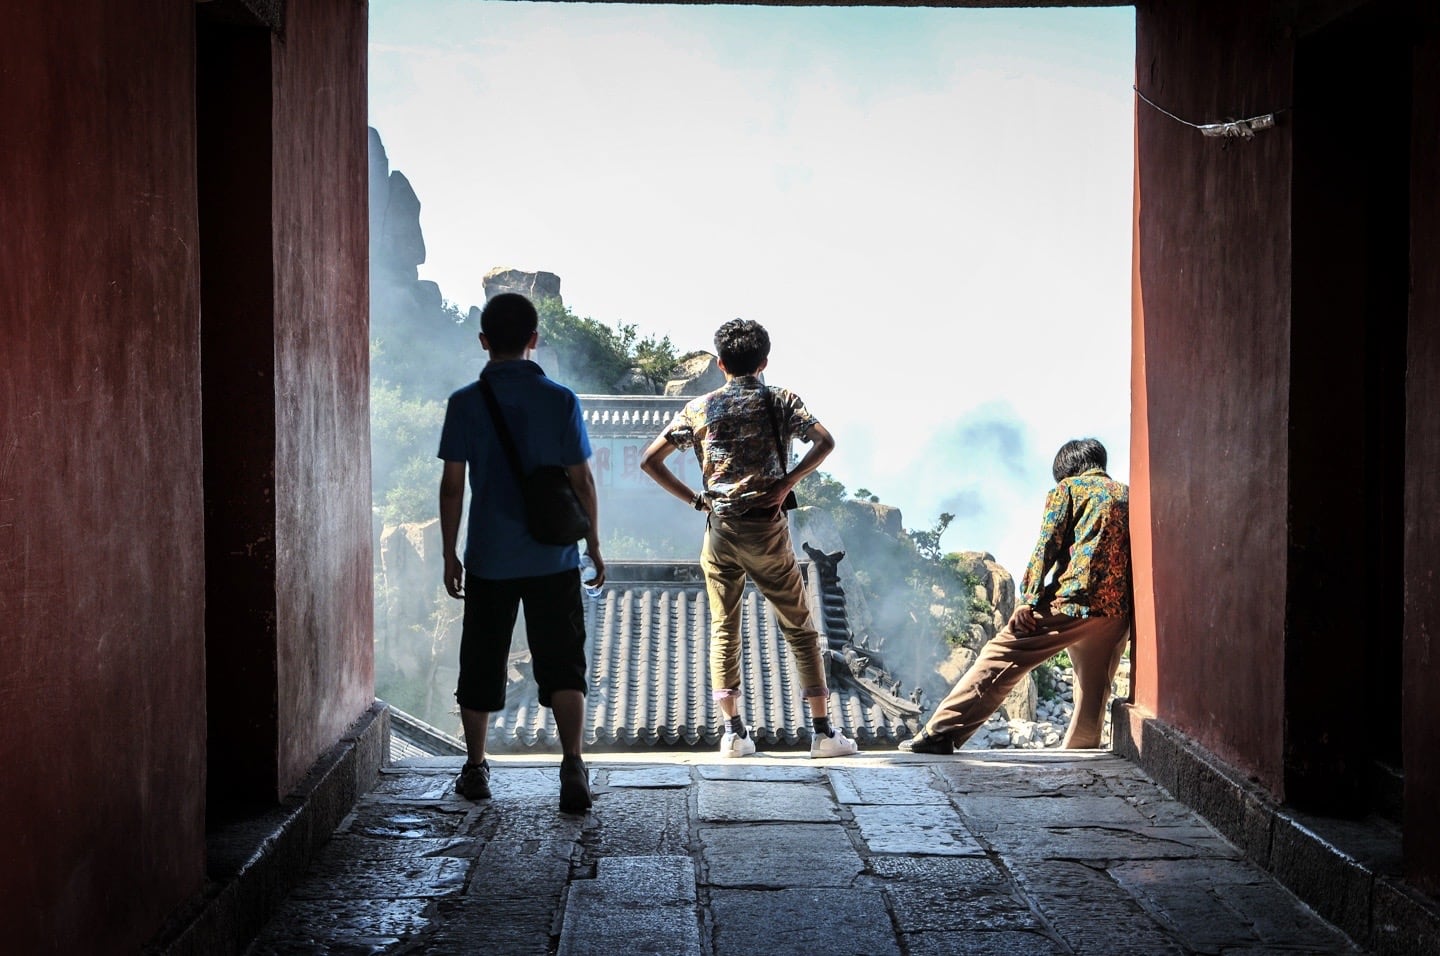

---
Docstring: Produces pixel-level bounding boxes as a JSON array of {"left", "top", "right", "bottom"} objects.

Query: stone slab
[
  {"left": 483, "top": 801, "right": 588, "bottom": 846},
  {"left": 557, "top": 856, "right": 700, "bottom": 956},
  {"left": 700, "top": 824, "right": 863, "bottom": 888},
  {"left": 851, "top": 804, "right": 987, "bottom": 856},
  {"left": 583, "top": 787, "right": 692, "bottom": 859},
  {"left": 483, "top": 766, "right": 571, "bottom": 803},
  {"left": 345, "top": 804, "right": 470, "bottom": 839},
  {"left": 697, "top": 763, "right": 827, "bottom": 783},
  {"left": 287, "top": 856, "right": 469, "bottom": 900},
  {"left": 830, "top": 766, "right": 951, "bottom": 806},
  {"left": 956, "top": 793, "right": 1152, "bottom": 829},
  {"left": 1010, "top": 859, "right": 1189, "bottom": 955},
  {"left": 901, "top": 929, "right": 1069, "bottom": 955},
  {"left": 932, "top": 754, "right": 1119, "bottom": 797},
  {"left": 697, "top": 779, "right": 838, "bottom": 823},
  {"left": 468, "top": 837, "right": 575, "bottom": 900},
  {"left": 315, "top": 834, "right": 477, "bottom": 861},
  {"left": 871, "top": 856, "right": 1042, "bottom": 933},
  {"left": 988, "top": 821, "right": 1238, "bottom": 862},
  {"left": 369, "top": 770, "right": 465, "bottom": 801},
  {"left": 1270, "top": 813, "right": 1381, "bottom": 945},
  {"left": 422, "top": 895, "right": 557, "bottom": 955},
  {"left": 710, "top": 888, "right": 899, "bottom": 956},
  {"left": 243, "top": 898, "right": 430, "bottom": 949},
  {"left": 1110, "top": 858, "right": 1361, "bottom": 953},
  {"left": 605, "top": 766, "right": 694, "bottom": 788}
]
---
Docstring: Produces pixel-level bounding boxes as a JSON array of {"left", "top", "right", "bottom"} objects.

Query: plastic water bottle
[{"left": 579, "top": 553, "right": 603, "bottom": 599}]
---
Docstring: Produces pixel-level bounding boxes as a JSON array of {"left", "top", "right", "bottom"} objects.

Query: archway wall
[
  {"left": 1129, "top": 0, "right": 1295, "bottom": 794},
  {"left": 0, "top": 3, "right": 207, "bottom": 952},
  {"left": 1403, "top": 11, "right": 1440, "bottom": 896},
  {"left": 270, "top": 0, "right": 376, "bottom": 801}
]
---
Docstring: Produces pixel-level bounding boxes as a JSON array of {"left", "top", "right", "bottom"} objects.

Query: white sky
[{"left": 369, "top": 1, "right": 1136, "bottom": 579}]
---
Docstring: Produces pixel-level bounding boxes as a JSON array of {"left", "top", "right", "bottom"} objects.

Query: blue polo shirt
[{"left": 437, "top": 360, "right": 592, "bottom": 579}]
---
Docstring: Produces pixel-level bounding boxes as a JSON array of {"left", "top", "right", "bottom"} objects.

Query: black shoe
[
  {"left": 455, "top": 759, "right": 491, "bottom": 800},
  {"left": 898, "top": 731, "right": 955, "bottom": 755},
  {"left": 559, "top": 754, "right": 593, "bottom": 814}
]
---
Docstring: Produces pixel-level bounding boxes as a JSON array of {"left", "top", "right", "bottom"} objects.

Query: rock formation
[
  {"left": 664, "top": 352, "right": 725, "bottom": 396},
  {"left": 483, "top": 267, "right": 562, "bottom": 303}
]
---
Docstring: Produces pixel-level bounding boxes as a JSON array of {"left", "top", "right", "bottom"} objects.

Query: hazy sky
[{"left": 369, "top": 1, "right": 1136, "bottom": 580}]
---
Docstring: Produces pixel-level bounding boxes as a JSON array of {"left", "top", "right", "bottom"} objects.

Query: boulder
[
  {"left": 377, "top": 519, "right": 443, "bottom": 642},
  {"left": 374, "top": 171, "right": 425, "bottom": 282},
  {"left": 664, "top": 352, "right": 724, "bottom": 396},
  {"left": 841, "top": 499, "right": 904, "bottom": 537},
  {"left": 937, "top": 644, "right": 975, "bottom": 686},
  {"left": 949, "top": 550, "right": 1016, "bottom": 627},
  {"left": 483, "top": 267, "right": 562, "bottom": 303},
  {"left": 412, "top": 279, "right": 443, "bottom": 316},
  {"left": 997, "top": 672, "right": 1038, "bottom": 722}
]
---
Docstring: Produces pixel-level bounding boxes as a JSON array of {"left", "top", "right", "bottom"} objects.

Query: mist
[{"left": 369, "top": 1, "right": 1135, "bottom": 580}]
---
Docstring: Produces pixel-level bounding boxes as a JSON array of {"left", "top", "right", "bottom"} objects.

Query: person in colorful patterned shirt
[
  {"left": 900, "top": 437, "right": 1132, "bottom": 754},
  {"left": 640, "top": 318, "right": 859, "bottom": 759}
]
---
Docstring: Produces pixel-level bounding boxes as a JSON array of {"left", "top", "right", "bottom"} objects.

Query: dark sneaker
[
  {"left": 898, "top": 731, "right": 955, "bottom": 755},
  {"left": 558, "top": 754, "right": 593, "bottom": 814},
  {"left": 455, "top": 760, "right": 491, "bottom": 800}
]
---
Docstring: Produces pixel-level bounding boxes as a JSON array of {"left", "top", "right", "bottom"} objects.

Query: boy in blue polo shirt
[{"left": 438, "top": 293, "right": 605, "bottom": 813}]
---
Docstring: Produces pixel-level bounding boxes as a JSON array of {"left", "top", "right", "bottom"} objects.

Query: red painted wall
[
  {"left": 1404, "top": 16, "right": 1440, "bottom": 894},
  {"left": 1132, "top": 0, "right": 1293, "bottom": 794},
  {"left": 0, "top": 0, "right": 373, "bottom": 946},
  {"left": 0, "top": 2, "right": 206, "bottom": 952},
  {"left": 271, "top": 0, "right": 375, "bottom": 794}
]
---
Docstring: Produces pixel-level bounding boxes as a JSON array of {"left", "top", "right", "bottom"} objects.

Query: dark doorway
[
  {"left": 196, "top": 13, "right": 281, "bottom": 822},
  {"left": 1287, "top": 0, "right": 1410, "bottom": 818}
]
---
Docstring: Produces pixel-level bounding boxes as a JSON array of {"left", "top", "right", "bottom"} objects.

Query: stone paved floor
[{"left": 245, "top": 749, "right": 1364, "bottom": 955}]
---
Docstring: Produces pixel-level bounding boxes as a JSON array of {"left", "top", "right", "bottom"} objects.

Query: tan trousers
[
  {"left": 701, "top": 513, "right": 828, "bottom": 701},
  {"left": 926, "top": 611, "right": 1131, "bottom": 749}
]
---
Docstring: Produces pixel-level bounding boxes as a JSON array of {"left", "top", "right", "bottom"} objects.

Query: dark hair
[
  {"left": 1052, "top": 438, "right": 1107, "bottom": 482},
  {"left": 713, "top": 318, "right": 770, "bottom": 376},
  {"left": 480, "top": 293, "right": 539, "bottom": 354}
]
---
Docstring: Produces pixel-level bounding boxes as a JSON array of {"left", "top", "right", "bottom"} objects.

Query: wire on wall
[{"left": 1133, "top": 86, "right": 1286, "bottom": 140}]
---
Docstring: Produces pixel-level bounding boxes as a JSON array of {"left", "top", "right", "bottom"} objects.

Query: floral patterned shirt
[
  {"left": 661, "top": 375, "right": 819, "bottom": 517},
  {"left": 1019, "top": 467, "right": 1132, "bottom": 618}
]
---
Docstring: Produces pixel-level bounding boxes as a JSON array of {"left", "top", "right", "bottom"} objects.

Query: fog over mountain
[{"left": 367, "top": 1, "right": 1136, "bottom": 577}]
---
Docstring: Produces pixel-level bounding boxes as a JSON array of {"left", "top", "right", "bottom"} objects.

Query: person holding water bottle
[{"left": 438, "top": 292, "right": 604, "bottom": 814}]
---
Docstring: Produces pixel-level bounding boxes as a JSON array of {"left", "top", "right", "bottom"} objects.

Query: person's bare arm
[
  {"left": 439, "top": 461, "right": 467, "bottom": 598},
  {"left": 565, "top": 459, "right": 605, "bottom": 588},
  {"left": 640, "top": 434, "right": 707, "bottom": 511},
  {"left": 755, "top": 421, "right": 835, "bottom": 510}
]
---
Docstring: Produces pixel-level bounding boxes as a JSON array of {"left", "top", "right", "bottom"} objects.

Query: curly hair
[{"left": 713, "top": 318, "right": 771, "bottom": 376}]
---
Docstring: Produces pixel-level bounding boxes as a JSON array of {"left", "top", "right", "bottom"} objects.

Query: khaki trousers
[
  {"left": 926, "top": 611, "right": 1131, "bottom": 749},
  {"left": 701, "top": 513, "right": 828, "bottom": 701}
]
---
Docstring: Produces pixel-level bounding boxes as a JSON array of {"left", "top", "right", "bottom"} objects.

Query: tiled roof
[
  {"left": 389, "top": 706, "right": 466, "bottom": 761},
  {"left": 488, "top": 557, "right": 924, "bottom": 752}
]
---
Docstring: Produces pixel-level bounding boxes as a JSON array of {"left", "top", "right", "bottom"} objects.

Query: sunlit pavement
[{"left": 244, "top": 749, "right": 1361, "bottom": 955}]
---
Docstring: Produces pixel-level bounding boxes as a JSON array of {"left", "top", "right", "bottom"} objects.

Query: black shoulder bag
[
  {"left": 478, "top": 378, "right": 591, "bottom": 545},
  {"left": 761, "top": 385, "right": 799, "bottom": 512}
]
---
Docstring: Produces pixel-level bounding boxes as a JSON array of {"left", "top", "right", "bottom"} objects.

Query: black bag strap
[
  {"left": 761, "top": 385, "right": 789, "bottom": 477},
  {"left": 478, "top": 377, "right": 527, "bottom": 488}
]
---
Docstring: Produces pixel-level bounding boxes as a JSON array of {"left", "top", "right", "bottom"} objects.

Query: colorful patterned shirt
[
  {"left": 661, "top": 375, "right": 818, "bottom": 517},
  {"left": 1019, "top": 467, "right": 1132, "bottom": 618}
]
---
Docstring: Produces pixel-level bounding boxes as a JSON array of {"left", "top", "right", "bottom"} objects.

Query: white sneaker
[
  {"left": 810, "top": 729, "right": 859, "bottom": 759},
  {"left": 720, "top": 728, "right": 757, "bottom": 758}
]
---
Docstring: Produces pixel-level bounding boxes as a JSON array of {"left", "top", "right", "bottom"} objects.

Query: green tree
[
  {"left": 370, "top": 383, "right": 446, "bottom": 525},
  {"left": 907, "top": 513, "right": 955, "bottom": 562},
  {"left": 535, "top": 296, "right": 679, "bottom": 395}
]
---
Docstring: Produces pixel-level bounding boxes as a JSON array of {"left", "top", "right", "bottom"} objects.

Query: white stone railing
[{"left": 576, "top": 394, "right": 689, "bottom": 435}]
